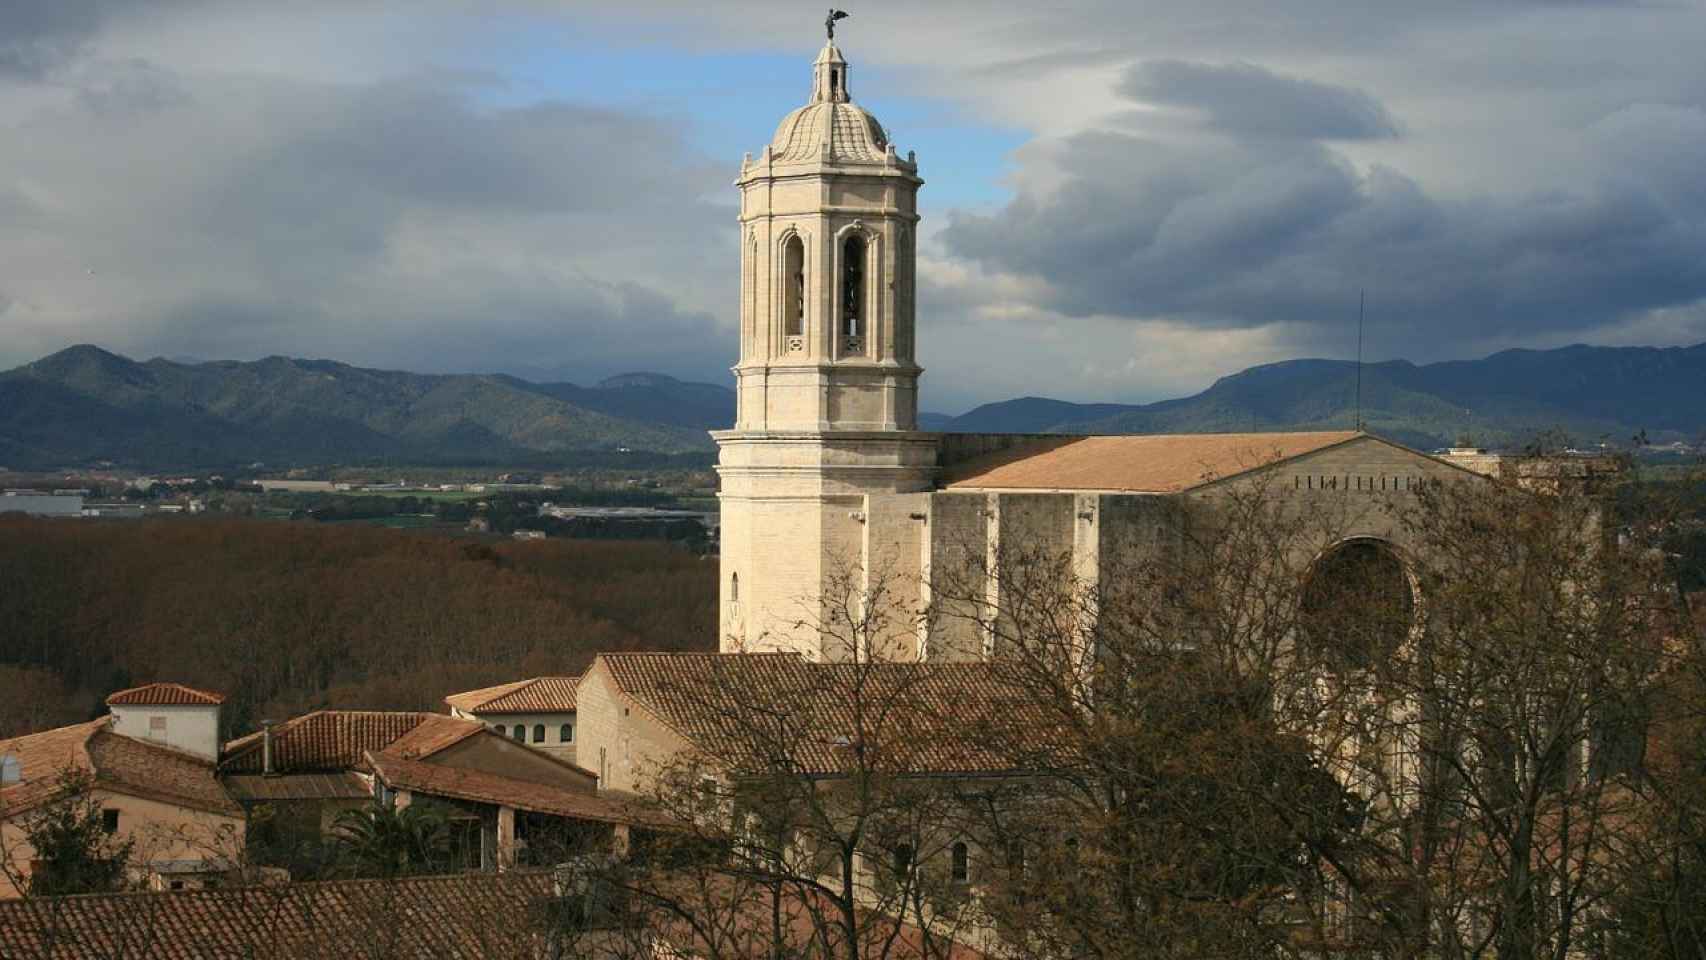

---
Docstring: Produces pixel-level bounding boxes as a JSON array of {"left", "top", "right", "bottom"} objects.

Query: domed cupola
[{"left": 765, "top": 42, "right": 900, "bottom": 166}]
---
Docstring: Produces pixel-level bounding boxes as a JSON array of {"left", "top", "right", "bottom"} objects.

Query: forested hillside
[
  {"left": 0, "top": 346, "right": 722, "bottom": 470},
  {"left": 0, "top": 518, "right": 716, "bottom": 739}
]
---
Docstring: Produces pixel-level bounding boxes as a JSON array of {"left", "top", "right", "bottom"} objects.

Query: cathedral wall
[
  {"left": 922, "top": 493, "right": 990, "bottom": 661},
  {"left": 818, "top": 494, "right": 869, "bottom": 661},
  {"left": 862, "top": 492, "right": 930, "bottom": 661},
  {"left": 1197, "top": 436, "right": 1480, "bottom": 559},
  {"left": 991, "top": 494, "right": 1077, "bottom": 659}
]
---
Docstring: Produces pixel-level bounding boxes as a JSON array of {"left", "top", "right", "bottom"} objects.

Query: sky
[{"left": 2, "top": 1, "right": 1705, "bottom": 414}]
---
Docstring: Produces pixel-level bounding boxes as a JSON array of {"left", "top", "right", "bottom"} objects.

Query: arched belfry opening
[
  {"left": 1299, "top": 538, "right": 1416, "bottom": 672},
  {"left": 783, "top": 235, "right": 806, "bottom": 343},
  {"left": 841, "top": 233, "right": 866, "bottom": 341}
]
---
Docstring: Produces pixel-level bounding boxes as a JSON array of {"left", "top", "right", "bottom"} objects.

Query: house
[
  {"left": 218, "top": 709, "right": 644, "bottom": 873},
  {"left": 0, "top": 683, "right": 244, "bottom": 898},
  {"left": 444, "top": 676, "right": 581, "bottom": 764},
  {"left": 575, "top": 651, "right": 1039, "bottom": 794}
]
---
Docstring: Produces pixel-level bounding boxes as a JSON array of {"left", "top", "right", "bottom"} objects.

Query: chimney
[{"left": 261, "top": 720, "right": 277, "bottom": 777}]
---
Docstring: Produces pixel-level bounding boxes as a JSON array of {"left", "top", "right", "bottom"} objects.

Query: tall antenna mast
[{"left": 1355, "top": 289, "right": 1366, "bottom": 432}]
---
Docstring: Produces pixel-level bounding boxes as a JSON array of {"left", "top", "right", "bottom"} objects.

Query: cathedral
[{"left": 713, "top": 35, "right": 1490, "bottom": 663}]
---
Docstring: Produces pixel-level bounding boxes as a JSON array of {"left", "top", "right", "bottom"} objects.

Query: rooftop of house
[
  {"left": 592, "top": 652, "right": 1052, "bottom": 777},
  {"left": 0, "top": 871, "right": 562, "bottom": 959},
  {"left": 104, "top": 681, "right": 226, "bottom": 707},
  {"left": 443, "top": 676, "right": 580, "bottom": 716},
  {"left": 0, "top": 868, "right": 988, "bottom": 960},
  {"left": 366, "top": 750, "right": 662, "bottom": 828},
  {"left": 218, "top": 711, "right": 481, "bottom": 775},
  {"left": 940, "top": 430, "right": 1364, "bottom": 493},
  {"left": 0, "top": 719, "right": 239, "bottom": 817}
]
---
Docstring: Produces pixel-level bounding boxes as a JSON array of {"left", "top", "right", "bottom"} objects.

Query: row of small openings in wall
[
  {"left": 781, "top": 234, "right": 870, "bottom": 343},
  {"left": 1296, "top": 474, "right": 1430, "bottom": 492},
  {"left": 496, "top": 722, "right": 574, "bottom": 744}
]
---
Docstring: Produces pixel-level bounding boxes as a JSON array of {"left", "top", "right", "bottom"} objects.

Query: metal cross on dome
[{"left": 826, "top": 9, "right": 849, "bottom": 41}]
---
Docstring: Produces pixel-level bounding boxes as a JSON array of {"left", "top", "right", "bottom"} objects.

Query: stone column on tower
[{"left": 713, "top": 35, "right": 938, "bottom": 661}]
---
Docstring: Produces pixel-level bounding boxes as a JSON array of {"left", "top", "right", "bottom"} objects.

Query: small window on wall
[
  {"left": 730, "top": 572, "right": 739, "bottom": 603},
  {"left": 511, "top": 725, "right": 525, "bottom": 741},
  {"left": 783, "top": 236, "right": 806, "bottom": 338},
  {"left": 148, "top": 716, "right": 168, "bottom": 739},
  {"left": 841, "top": 234, "right": 865, "bottom": 337},
  {"left": 951, "top": 842, "right": 970, "bottom": 884},
  {"left": 533, "top": 724, "right": 546, "bottom": 743},
  {"left": 560, "top": 723, "right": 573, "bottom": 744},
  {"left": 102, "top": 809, "right": 120, "bottom": 834}
]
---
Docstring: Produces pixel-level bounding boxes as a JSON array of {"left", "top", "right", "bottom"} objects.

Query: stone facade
[
  {"left": 715, "top": 39, "right": 935, "bottom": 659},
  {"left": 716, "top": 41, "right": 1513, "bottom": 669}
]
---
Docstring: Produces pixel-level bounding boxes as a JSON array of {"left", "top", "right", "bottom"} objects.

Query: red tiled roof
[
  {"left": 0, "top": 720, "right": 238, "bottom": 817},
  {"left": 374, "top": 715, "right": 486, "bottom": 760},
  {"left": 367, "top": 751, "right": 668, "bottom": 828},
  {"left": 941, "top": 431, "right": 1362, "bottom": 493},
  {"left": 0, "top": 872, "right": 560, "bottom": 959},
  {"left": 219, "top": 711, "right": 440, "bottom": 774},
  {"left": 222, "top": 772, "right": 372, "bottom": 802},
  {"left": 596, "top": 653, "right": 1050, "bottom": 777},
  {"left": 443, "top": 676, "right": 579, "bottom": 715},
  {"left": 105, "top": 682, "right": 226, "bottom": 706}
]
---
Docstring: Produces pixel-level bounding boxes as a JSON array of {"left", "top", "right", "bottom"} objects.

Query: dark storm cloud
[
  {"left": 940, "top": 115, "right": 1706, "bottom": 355},
  {"left": 0, "top": 53, "right": 735, "bottom": 381},
  {"left": 0, "top": 1, "right": 101, "bottom": 79},
  {"left": 1119, "top": 60, "right": 1399, "bottom": 141}
]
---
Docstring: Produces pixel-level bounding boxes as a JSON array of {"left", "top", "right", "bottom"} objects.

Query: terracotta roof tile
[
  {"left": 0, "top": 720, "right": 237, "bottom": 816},
  {"left": 444, "top": 676, "right": 579, "bottom": 715},
  {"left": 0, "top": 719, "right": 108, "bottom": 812},
  {"left": 105, "top": 682, "right": 226, "bottom": 706},
  {"left": 222, "top": 772, "right": 372, "bottom": 802},
  {"left": 219, "top": 711, "right": 439, "bottom": 774},
  {"left": 367, "top": 751, "right": 668, "bottom": 828},
  {"left": 375, "top": 715, "right": 486, "bottom": 760},
  {"left": 0, "top": 872, "right": 560, "bottom": 959},
  {"left": 597, "top": 653, "right": 1048, "bottom": 776},
  {"left": 86, "top": 729, "right": 240, "bottom": 816},
  {"left": 941, "top": 431, "right": 1362, "bottom": 493}
]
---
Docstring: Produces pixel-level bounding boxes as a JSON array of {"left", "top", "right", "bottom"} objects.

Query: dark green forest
[{"left": 0, "top": 518, "right": 716, "bottom": 739}]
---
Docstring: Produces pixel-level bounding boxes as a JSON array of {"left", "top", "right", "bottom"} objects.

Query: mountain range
[
  {"left": 0, "top": 346, "right": 722, "bottom": 471},
  {"left": 2, "top": 342, "right": 1703, "bottom": 471},
  {"left": 945, "top": 342, "right": 1706, "bottom": 452}
]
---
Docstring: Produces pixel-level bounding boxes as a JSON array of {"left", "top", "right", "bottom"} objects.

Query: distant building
[
  {"left": 444, "top": 677, "right": 581, "bottom": 765},
  {"left": 0, "top": 682, "right": 244, "bottom": 898},
  {"left": 0, "top": 493, "right": 84, "bottom": 518},
  {"left": 218, "top": 708, "right": 631, "bottom": 872}
]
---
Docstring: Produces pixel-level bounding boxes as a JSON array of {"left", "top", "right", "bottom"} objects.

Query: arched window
[
  {"left": 533, "top": 723, "right": 546, "bottom": 743},
  {"left": 560, "top": 723, "right": 574, "bottom": 744},
  {"left": 783, "top": 235, "right": 805, "bottom": 339},
  {"left": 730, "top": 572, "right": 740, "bottom": 603},
  {"left": 841, "top": 234, "right": 865, "bottom": 338},
  {"left": 951, "top": 841, "right": 970, "bottom": 884},
  {"left": 893, "top": 843, "right": 913, "bottom": 876},
  {"left": 1300, "top": 539, "right": 1414, "bottom": 671},
  {"left": 511, "top": 724, "right": 524, "bottom": 741}
]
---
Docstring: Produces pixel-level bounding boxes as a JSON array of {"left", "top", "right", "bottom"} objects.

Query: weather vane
[{"left": 826, "top": 9, "right": 849, "bottom": 41}]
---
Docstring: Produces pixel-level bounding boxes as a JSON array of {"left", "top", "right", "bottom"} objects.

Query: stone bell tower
[{"left": 713, "top": 31, "right": 936, "bottom": 659}]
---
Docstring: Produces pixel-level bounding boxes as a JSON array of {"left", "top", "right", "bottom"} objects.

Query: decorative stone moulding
[
  {"left": 786, "top": 336, "right": 806, "bottom": 353},
  {"left": 840, "top": 336, "right": 866, "bottom": 356}
]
